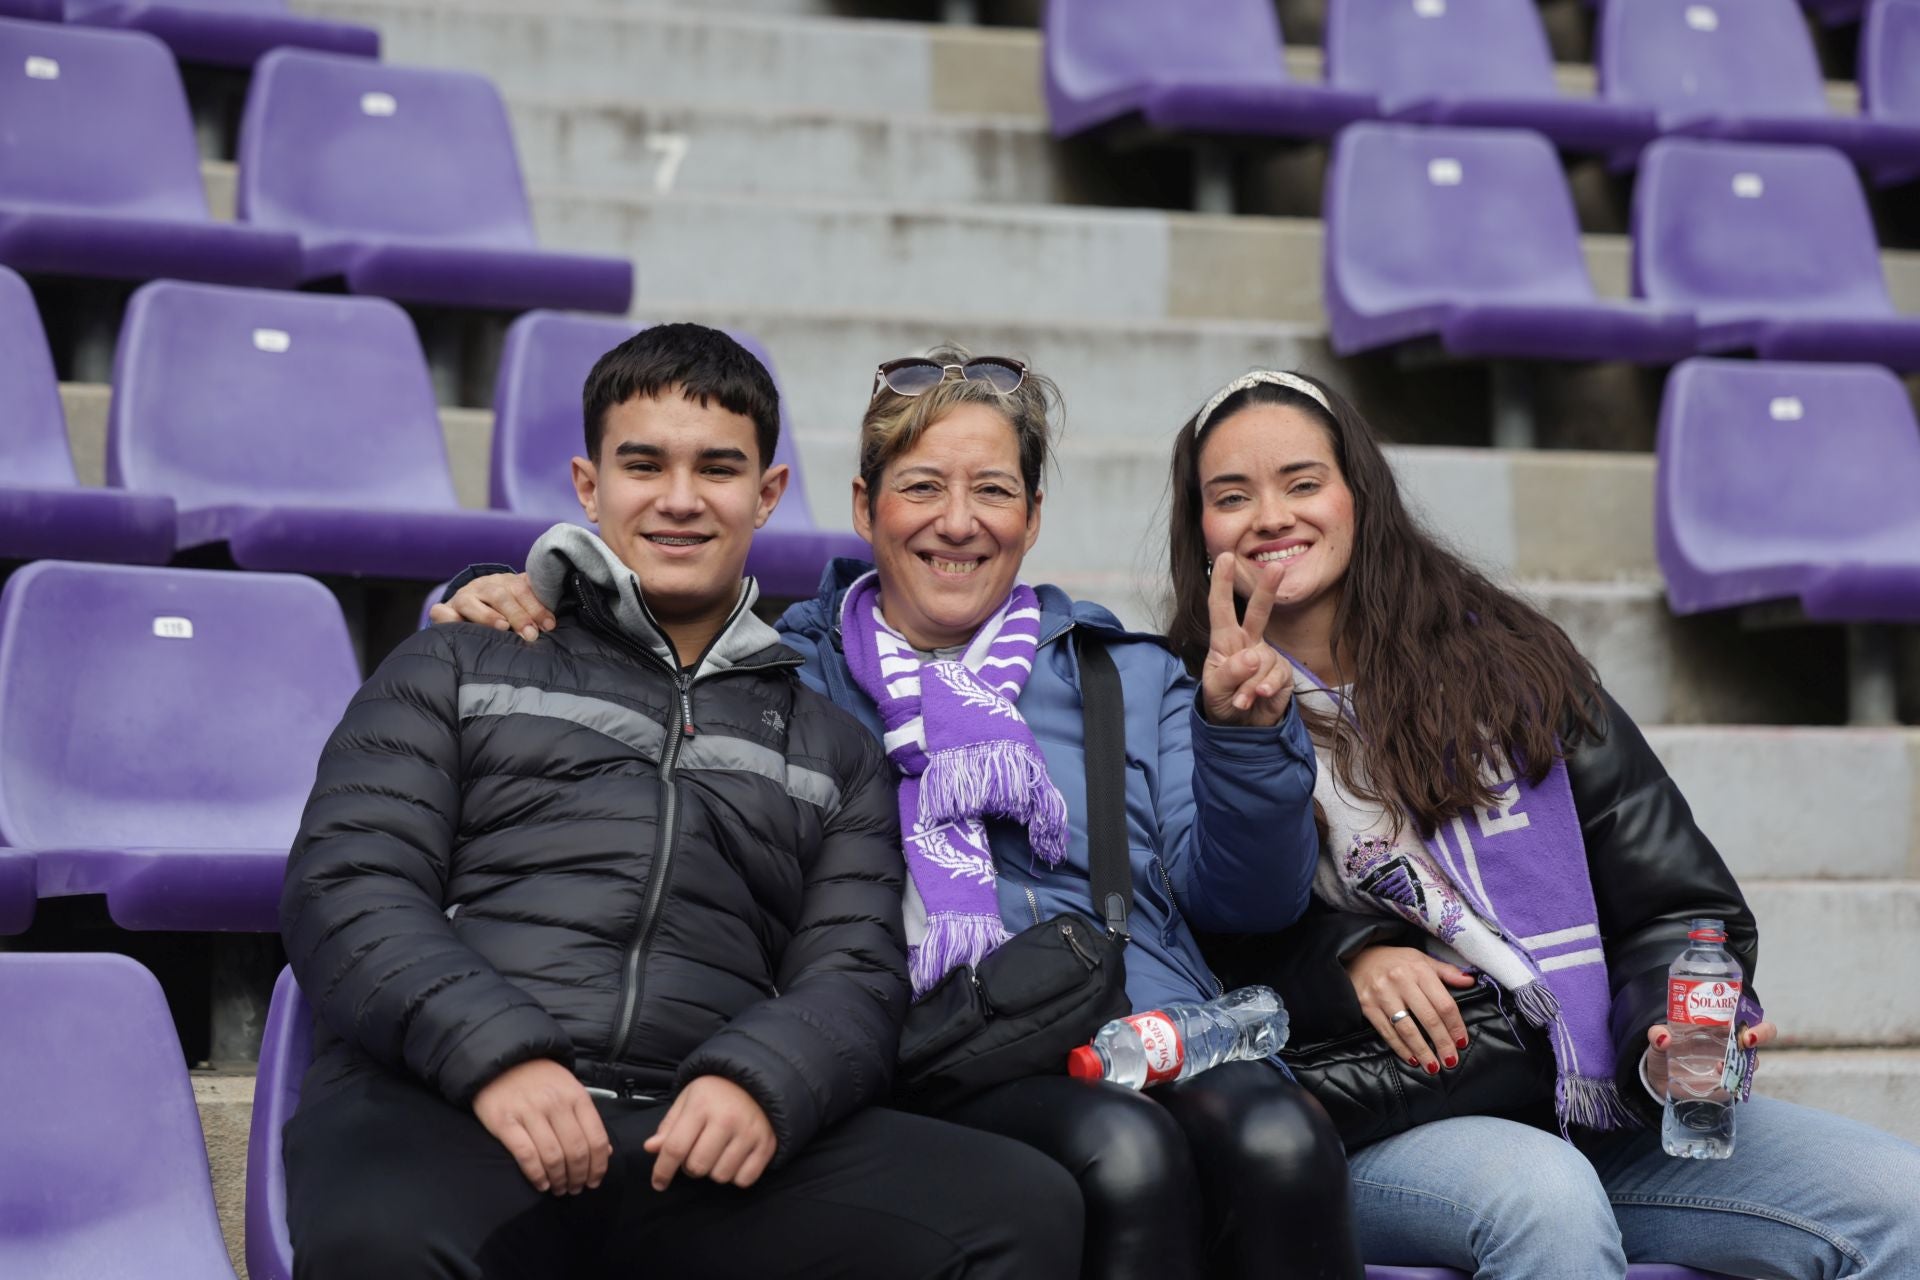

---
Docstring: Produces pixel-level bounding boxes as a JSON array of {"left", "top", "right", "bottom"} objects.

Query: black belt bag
[
  {"left": 1280, "top": 979, "right": 1556, "bottom": 1150},
  {"left": 895, "top": 633, "right": 1134, "bottom": 1115}
]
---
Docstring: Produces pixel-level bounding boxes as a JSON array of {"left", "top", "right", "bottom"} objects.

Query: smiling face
[
  {"left": 1195, "top": 403, "right": 1355, "bottom": 630},
  {"left": 851, "top": 401, "right": 1042, "bottom": 651},
  {"left": 571, "top": 389, "right": 788, "bottom": 643}
]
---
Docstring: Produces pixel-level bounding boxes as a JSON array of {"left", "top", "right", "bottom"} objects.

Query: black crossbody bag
[{"left": 894, "top": 632, "right": 1135, "bottom": 1115}]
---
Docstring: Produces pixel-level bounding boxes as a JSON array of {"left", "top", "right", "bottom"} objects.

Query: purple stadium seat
[
  {"left": 0, "top": 851, "right": 32, "bottom": 934},
  {"left": 245, "top": 966, "right": 310, "bottom": 1280},
  {"left": 1804, "top": 0, "right": 1867, "bottom": 25},
  {"left": 61, "top": 0, "right": 378, "bottom": 67},
  {"left": 107, "top": 280, "right": 557, "bottom": 578},
  {"left": 236, "top": 49, "right": 632, "bottom": 314},
  {"left": 0, "top": 0, "right": 61, "bottom": 18},
  {"left": 1324, "top": 0, "right": 1658, "bottom": 155},
  {"left": 1325, "top": 124, "right": 1696, "bottom": 361},
  {"left": 0, "top": 561, "right": 360, "bottom": 929},
  {"left": 0, "top": 19, "right": 300, "bottom": 286},
  {"left": 1633, "top": 138, "right": 1920, "bottom": 368},
  {"left": 0, "top": 264, "right": 175, "bottom": 564},
  {"left": 1656, "top": 358, "right": 1920, "bottom": 621},
  {"left": 1599, "top": 0, "right": 1920, "bottom": 182},
  {"left": 1043, "top": 0, "right": 1376, "bottom": 140},
  {"left": 492, "top": 311, "right": 869, "bottom": 598},
  {"left": 1862, "top": 0, "right": 1920, "bottom": 185},
  {"left": 0, "top": 953, "right": 240, "bottom": 1277}
]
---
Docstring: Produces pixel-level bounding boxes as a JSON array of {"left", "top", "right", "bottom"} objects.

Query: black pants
[
  {"left": 941, "top": 1061, "right": 1364, "bottom": 1280},
  {"left": 285, "top": 1071, "right": 1083, "bottom": 1279}
]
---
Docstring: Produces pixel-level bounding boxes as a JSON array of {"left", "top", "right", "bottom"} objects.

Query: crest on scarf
[
  {"left": 932, "top": 662, "right": 1022, "bottom": 720},
  {"left": 910, "top": 820, "right": 996, "bottom": 886}
]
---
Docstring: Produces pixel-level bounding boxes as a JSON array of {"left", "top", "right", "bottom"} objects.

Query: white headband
[{"left": 1194, "top": 370, "right": 1333, "bottom": 435}]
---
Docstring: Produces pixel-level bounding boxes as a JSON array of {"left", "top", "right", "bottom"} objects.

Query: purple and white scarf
[
  {"left": 1298, "top": 666, "right": 1761, "bottom": 1133},
  {"left": 840, "top": 572, "right": 1068, "bottom": 996}
]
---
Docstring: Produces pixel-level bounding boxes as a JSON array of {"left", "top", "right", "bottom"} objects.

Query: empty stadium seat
[
  {"left": 492, "top": 311, "right": 870, "bottom": 598},
  {"left": 0, "top": 851, "right": 31, "bottom": 934},
  {"left": 1042, "top": 0, "right": 1376, "bottom": 141},
  {"left": 21, "top": 0, "right": 377, "bottom": 65},
  {"left": 0, "top": 953, "right": 240, "bottom": 1278},
  {"left": 1633, "top": 138, "right": 1920, "bottom": 368},
  {"left": 1599, "top": 0, "right": 1920, "bottom": 182},
  {"left": 245, "top": 966, "right": 310, "bottom": 1280},
  {"left": 0, "top": 19, "right": 300, "bottom": 285},
  {"left": 236, "top": 49, "right": 632, "bottom": 314},
  {"left": 1862, "top": 0, "right": 1920, "bottom": 185},
  {"left": 0, "top": 560, "right": 360, "bottom": 929},
  {"left": 106, "top": 280, "right": 557, "bottom": 578},
  {"left": 1656, "top": 358, "right": 1920, "bottom": 621},
  {"left": 0, "top": 264, "right": 176, "bottom": 565},
  {"left": 1325, "top": 124, "right": 1696, "bottom": 361},
  {"left": 1324, "top": 0, "right": 1658, "bottom": 155}
]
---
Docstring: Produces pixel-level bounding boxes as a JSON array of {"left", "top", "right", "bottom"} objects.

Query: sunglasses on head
[{"left": 873, "top": 356, "right": 1027, "bottom": 398}]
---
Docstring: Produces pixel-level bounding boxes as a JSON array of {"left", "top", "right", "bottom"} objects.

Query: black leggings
[
  {"left": 285, "top": 1070, "right": 1085, "bottom": 1279},
  {"left": 940, "top": 1060, "right": 1363, "bottom": 1280}
]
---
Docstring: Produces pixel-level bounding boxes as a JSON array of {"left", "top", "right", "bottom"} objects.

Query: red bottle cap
[
  {"left": 1067, "top": 1046, "right": 1103, "bottom": 1081},
  {"left": 1688, "top": 927, "right": 1726, "bottom": 943}
]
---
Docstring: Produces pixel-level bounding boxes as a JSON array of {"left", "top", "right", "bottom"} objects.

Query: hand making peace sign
[{"left": 1198, "top": 552, "right": 1293, "bottom": 728}]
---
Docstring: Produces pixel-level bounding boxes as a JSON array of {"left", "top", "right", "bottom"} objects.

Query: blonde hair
[{"left": 858, "top": 345, "right": 1061, "bottom": 515}]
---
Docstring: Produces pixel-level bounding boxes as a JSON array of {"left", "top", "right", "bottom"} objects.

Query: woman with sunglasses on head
[
  {"left": 1167, "top": 369, "right": 1920, "bottom": 1279},
  {"left": 437, "top": 347, "right": 1364, "bottom": 1280}
]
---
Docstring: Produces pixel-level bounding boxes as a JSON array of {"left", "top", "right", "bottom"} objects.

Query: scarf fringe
[
  {"left": 919, "top": 741, "right": 1070, "bottom": 865},
  {"left": 1555, "top": 1074, "right": 1638, "bottom": 1134},
  {"left": 909, "top": 911, "right": 1011, "bottom": 998},
  {"left": 1512, "top": 978, "right": 1561, "bottom": 1028}
]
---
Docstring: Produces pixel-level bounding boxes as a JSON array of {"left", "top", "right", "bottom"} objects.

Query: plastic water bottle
[
  {"left": 1662, "top": 918, "right": 1742, "bottom": 1159},
  {"left": 1067, "top": 986, "right": 1289, "bottom": 1090}
]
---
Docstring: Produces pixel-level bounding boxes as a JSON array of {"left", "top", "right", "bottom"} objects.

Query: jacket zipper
[
  {"left": 586, "top": 576, "right": 798, "bottom": 1075},
  {"left": 1023, "top": 885, "right": 1043, "bottom": 928}
]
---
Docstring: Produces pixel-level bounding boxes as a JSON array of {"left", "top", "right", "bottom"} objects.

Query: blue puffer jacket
[{"left": 776, "top": 559, "right": 1322, "bottom": 1014}]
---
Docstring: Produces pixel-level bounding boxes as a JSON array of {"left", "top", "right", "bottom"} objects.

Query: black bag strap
[{"left": 1073, "top": 629, "right": 1132, "bottom": 943}]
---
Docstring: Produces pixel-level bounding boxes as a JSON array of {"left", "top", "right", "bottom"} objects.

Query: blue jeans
[{"left": 1346, "top": 1098, "right": 1920, "bottom": 1278}]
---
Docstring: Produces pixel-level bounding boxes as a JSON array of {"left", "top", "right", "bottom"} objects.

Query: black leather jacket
[{"left": 1204, "top": 688, "right": 1759, "bottom": 1139}]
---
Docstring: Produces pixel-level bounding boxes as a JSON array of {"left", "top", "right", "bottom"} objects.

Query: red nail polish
[
  {"left": 1406, "top": 1057, "right": 1419, "bottom": 1068},
  {"left": 1425, "top": 1061, "right": 1439, "bottom": 1075},
  {"left": 1657, "top": 1033, "right": 1670, "bottom": 1049},
  {"left": 1444, "top": 1055, "right": 1458, "bottom": 1068},
  {"left": 1455, "top": 1036, "right": 1469, "bottom": 1049}
]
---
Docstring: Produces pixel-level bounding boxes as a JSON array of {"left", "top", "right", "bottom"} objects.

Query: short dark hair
[{"left": 580, "top": 322, "right": 781, "bottom": 466}]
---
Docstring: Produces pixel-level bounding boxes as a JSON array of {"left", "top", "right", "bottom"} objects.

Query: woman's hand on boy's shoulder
[
  {"left": 1198, "top": 553, "right": 1293, "bottom": 728},
  {"left": 430, "top": 572, "right": 554, "bottom": 642}
]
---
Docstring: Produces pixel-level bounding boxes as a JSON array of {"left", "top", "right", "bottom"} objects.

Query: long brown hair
[{"left": 1165, "top": 375, "right": 1603, "bottom": 836}]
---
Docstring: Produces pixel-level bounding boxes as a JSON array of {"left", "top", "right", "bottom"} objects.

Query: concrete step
[
  {"left": 1754, "top": 1048, "right": 1920, "bottom": 1148},
  {"left": 1646, "top": 728, "right": 1920, "bottom": 882},
  {"left": 288, "top": 2, "right": 1045, "bottom": 118},
  {"left": 523, "top": 190, "right": 1920, "bottom": 328},
  {"left": 1747, "top": 882, "right": 1920, "bottom": 1047},
  {"left": 501, "top": 98, "right": 1092, "bottom": 207}
]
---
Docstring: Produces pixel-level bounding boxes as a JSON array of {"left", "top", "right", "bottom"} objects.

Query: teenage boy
[{"left": 280, "top": 324, "right": 1081, "bottom": 1279}]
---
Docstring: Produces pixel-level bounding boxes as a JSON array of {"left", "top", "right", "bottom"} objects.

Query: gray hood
[{"left": 525, "top": 522, "right": 785, "bottom": 678}]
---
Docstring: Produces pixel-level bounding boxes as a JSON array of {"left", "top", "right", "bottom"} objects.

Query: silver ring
[{"left": 1389, "top": 1009, "right": 1412, "bottom": 1024}]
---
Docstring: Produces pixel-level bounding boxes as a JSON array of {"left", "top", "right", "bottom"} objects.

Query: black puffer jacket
[
  {"left": 282, "top": 527, "right": 906, "bottom": 1164},
  {"left": 1205, "top": 688, "right": 1759, "bottom": 1138}
]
